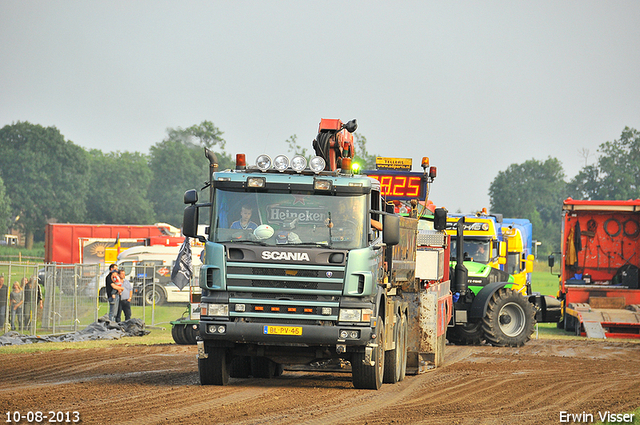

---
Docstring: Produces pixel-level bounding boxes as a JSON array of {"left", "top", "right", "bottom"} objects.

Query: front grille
[
  {"left": 229, "top": 292, "right": 327, "bottom": 301},
  {"left": 223, "top": 261, "right": 345, "bottom": 321}
]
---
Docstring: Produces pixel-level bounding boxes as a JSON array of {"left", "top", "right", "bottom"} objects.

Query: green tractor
[{"left": 444, "top": 217, "right": 558, "bottom": 346}]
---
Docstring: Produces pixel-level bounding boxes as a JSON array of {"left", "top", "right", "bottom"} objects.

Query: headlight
[
  {"left": 309, "top": 156, "right": 326, "bottom": 173},
  {"left": 314, "top": 179, "right": 332, "bottom": 191},
  {"left": 273, "top": 155, "right": 289, "bottom": 171},
  {"left": 291, "top": 155, "right": 307, "bottom": 172},
  {"left": 256, "top": 154, "right": 272, "bottom": 171},
  {"left": 202, "top": 303, "right": 228, "bottom": 317},
  {"left": 247, "top": 177, "right": 266, "bottom": 188},
  {"left": 339, "top": 308, "right": 373, "bottom": 322}
]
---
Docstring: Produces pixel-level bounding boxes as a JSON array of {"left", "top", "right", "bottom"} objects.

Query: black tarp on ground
[{"left": 0, "top": 316, "right": 150, "bottom": 346}]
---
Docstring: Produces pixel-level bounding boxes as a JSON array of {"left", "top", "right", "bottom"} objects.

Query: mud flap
[{"left": 197, "top": 340, "right": 208, "bottom": 359}]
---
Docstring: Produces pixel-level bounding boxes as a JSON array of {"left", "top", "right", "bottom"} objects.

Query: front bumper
[{"left": 199, "top": 319, "right": 374, "bottom": 346}]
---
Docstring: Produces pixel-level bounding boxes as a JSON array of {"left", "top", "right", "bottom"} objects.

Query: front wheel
[
  {"left": 352, "top": 318, "right": 385, "bottom": 390},
  {"left": 199, "top": 346, "right": 230, "bottom": 385},
  {"left": 482, "top": 288, "right": 536, "bottom": 347},
  {"left": 144, "top": 285, "right": 166, "bottom": 306}
]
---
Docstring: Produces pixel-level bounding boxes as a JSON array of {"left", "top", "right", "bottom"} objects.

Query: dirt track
[{"left": 1, "top": 338, "right": 639, "bottom": 424}]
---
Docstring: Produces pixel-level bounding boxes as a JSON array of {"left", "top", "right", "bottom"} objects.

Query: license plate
[{"left": 263, "top": 325, "right": 302, "bottom": 336}]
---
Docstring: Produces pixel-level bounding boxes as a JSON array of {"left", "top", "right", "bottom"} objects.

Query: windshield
[
  {"left": 211, "top": 189, "right": 368, "bottom": 249},
  {"left": 451, "top": 239, "right": 491, "bottom": 263}
]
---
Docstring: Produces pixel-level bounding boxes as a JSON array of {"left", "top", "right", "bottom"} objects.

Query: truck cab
[{"left": 502, "top": 218, "right": 534, "bottom": 295}]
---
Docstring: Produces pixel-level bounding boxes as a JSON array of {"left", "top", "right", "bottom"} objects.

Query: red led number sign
[{"left": 367, "top": 173, "right": 424, "bottom": 200}]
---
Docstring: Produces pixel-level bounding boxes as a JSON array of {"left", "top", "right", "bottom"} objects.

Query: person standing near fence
[
  {"left": 10, "top": 281, "right": 24, "bottom": 331},
  {"left": 0, "top": 275, "right": 7, "bottom": 331},
  {"left": 23, "top": 277, "right": 43, "bottom": 329},
  {"left": 116, "top": 269, "right": 132, "bottom": 322},
  {"left": 105, "top": 264, "right": 122, "bottom": 321}
]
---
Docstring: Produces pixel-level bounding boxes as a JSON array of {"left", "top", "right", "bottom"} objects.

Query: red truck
[
  {"left": 551, "top": 198, "right": 640, "bottom": 338},
  {"left": 44, "top": 223, "right": 181, "bottom": 265}
]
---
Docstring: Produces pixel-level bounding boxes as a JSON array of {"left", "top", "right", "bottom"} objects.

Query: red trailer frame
[{"left": 559, "top": 198, "right": 640, "bottom": 338}]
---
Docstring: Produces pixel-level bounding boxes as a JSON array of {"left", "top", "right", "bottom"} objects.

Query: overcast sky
[{"left": 1, "top": 1, "right": 639, "bottom": 213}]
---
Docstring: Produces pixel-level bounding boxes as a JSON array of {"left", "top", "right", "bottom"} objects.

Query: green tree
[
  {"left": 285, "top": 134, "right": 312, "bottom": 159},
  {"left": 0, "top": 122, "right": 89, "bottom": 248},
  {"left": 166, "top": 121, "right": 225, "bottom": 150},
  {"left": 85, "top": 150, "right": 155, "bottom": 224},
  {"left": 489, "top": 157, "right": 566, "bottom": 255},
  {"left": 353, "top": 133, "right": 377, "bottom": 170},
  {"left": 568, "top": 127, "right": 640, "bottom": 200},
  {"left": 148, "top": 140, "right": 210, "bottom": 227},
  {"left": 0, "top": 177, "right": 11, "bottom": 235}
]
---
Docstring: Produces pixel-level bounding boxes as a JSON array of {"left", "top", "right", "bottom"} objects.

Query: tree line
[
  {"left": 0, "top": 121, "right": 379, "bottom": 249},
  {"left": 489, "top": 126, "right": 640, "bottom": 256},
  {"left": 0, "top": 121, "right": 636, "bottom": 254}
]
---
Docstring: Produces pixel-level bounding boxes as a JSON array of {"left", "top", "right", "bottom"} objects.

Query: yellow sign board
[{"left": 375, "top": 157, "right": 412, "bottom": 171}]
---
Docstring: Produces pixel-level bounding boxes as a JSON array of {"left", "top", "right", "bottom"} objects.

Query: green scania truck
[{"left": 180, "top": 119, "right": 452, "bottom": 389}]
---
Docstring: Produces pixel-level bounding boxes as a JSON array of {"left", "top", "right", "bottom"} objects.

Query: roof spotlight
[
  {"left": 256, "top": 154, "right": 272, "bottom": 171},
  {"left": 291, "top": 155, "right": 307, "bottom": 172},
  {"left": 273, "top": 155, "right": 289, "bottom": 172},
  {"left": 309, "top": 156, "right": 326, "bottom": 173}
]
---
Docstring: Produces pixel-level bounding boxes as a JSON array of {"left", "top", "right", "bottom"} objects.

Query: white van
[{"left": 115, "top": 244, "right": 202, "bottom": 305}]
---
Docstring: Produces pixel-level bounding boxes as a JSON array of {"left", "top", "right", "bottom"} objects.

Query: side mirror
[
  {"left": 433, "top": 208, "right": 447, "bottom": 231},
  {"left": 548, "top": 255, "right": 555, "bottom": 269},
  {"left": 182, "top": 204, "right": 199, "bottom": 237},
  {"left": 383, "top": 215, "right": 400, "bottom": 246},
  {"left": 525, "top": 254, "right": 534, "bottom": 273},
  {"left": 498, "top": 241, "right": 506, "bottom": 257},
  {"left": 184, "top": 189, "right": 198, "bottom": 205},
  {"left": 498, "top": 257, "right": 506, "bottom": 265}
]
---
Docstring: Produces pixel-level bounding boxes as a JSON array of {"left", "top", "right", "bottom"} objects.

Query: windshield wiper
[
  {"left": 290, "top": 241, "right": 330, "bottom": 247},
  {"left": 217, "top": 239, "right": 267, "bottom": 246}
]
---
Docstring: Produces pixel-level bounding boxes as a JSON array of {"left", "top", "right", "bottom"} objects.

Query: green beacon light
[{"left": 351, "top": 162, "right": 361, "bottom": 174}]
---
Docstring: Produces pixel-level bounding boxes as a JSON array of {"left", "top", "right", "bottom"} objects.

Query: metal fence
[{"left": 1, "top": 262, "right": 198, "bottom": 337}]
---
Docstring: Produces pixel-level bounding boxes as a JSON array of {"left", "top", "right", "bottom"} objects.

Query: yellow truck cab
[
  {"left": 501, "top": 222, "right": 534, "bottom": 295},
  {"left": 445, "top": 212, "right": 505, "bottom": 270}
]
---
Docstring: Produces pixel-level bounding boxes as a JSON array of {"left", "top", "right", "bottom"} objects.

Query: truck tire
[
  {"left": 199, "top": 346, "right": 230, "bottom": 385},
  {"left": 229, "top": 356, "right": 252, "bottom": 378},
  {"left": 352, "top": 318, "right": 385, "bottom": 390},
  {"left": 383, "top": 314, "right": 402, "bottom": 384},
  {"left": 482, "top": 288, "right": 535, "bottom": 347},
  {"left": 144, "top": 285, "right": 166, "bottom": 306},
  {"left": 447, "top": 321, "right": 484, "bottom": 345},
  {"left": 399, "top": 314, "right": 408, "bottom": 381},
  {"left": 171, "top": 323, "right": 188, "bottom": 345},
  {"left": 251, "top": 356, "right": 277, "bottom": 378}
]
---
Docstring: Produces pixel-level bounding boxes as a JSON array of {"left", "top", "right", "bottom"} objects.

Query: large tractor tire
[
  {"left": 184, "top": 323, "right": 199, "bottom": 344},
  {"left": 482, "top": 288, "right": 536, "bottom": 347},
  {"left": 171, "top": 323, "right": 188, "bottom": 345},
  {"left": 199, "top": 346, "right": 230, "bottom": 385},
  {"left": 352, "top": 318, "right": 385, "bottom": 390},
  {"left": 447, "top": 320, "right": 484, "bottom": 345}
]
